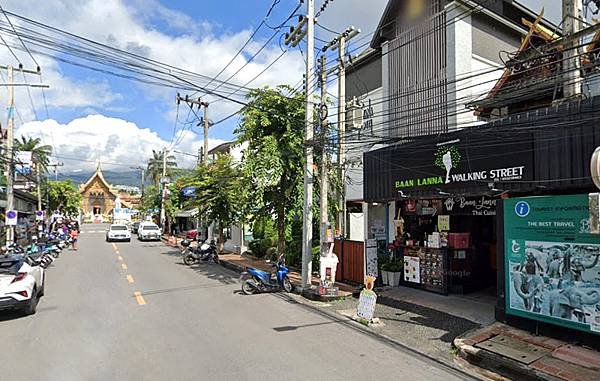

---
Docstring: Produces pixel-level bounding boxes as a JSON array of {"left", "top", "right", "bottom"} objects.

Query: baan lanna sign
[
  {"left": 504, "top": 195, "right": 600, "bottom": 335},
  {"left": 442, "top": 196, "right": 497, "bottom": 216},
  {"left": 363, "top": 130, "right": 534, "bottom": 200}
]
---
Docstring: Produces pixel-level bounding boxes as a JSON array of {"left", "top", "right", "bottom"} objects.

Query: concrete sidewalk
[{"left": 454, "top": 322, "right": 600, "bottom": 380}]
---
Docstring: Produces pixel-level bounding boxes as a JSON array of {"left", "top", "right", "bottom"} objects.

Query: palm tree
[
  {"left": 14, "top": 136, "right": 53, "bottom": 173},
  {"left": 147, "top": 149, "right": 177, "bottom": 186}
]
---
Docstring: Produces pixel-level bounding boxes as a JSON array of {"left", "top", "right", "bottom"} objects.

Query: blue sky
[{"left": 4, "top": 0, "right": 559, "bottom": 171}]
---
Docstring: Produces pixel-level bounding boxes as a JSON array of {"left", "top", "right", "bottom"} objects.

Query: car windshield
[
  {"left": 111, "top": 226, "right": 128, "bottom": 231},
  {"left": 143, "top": 225, "right": 160, "bottom": 231}
]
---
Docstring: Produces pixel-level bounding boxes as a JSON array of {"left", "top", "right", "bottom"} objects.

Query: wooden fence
[{"left": 333, "top": 239, "right": 364, "bottom": 284}]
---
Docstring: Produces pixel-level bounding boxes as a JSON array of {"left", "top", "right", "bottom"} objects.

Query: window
[{"left": 111, "top": 225, "right": 128, "bottom": 231}]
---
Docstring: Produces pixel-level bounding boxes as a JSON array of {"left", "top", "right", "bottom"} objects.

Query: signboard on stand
[
  {"left": 5, "top": 210, "right": 17, "bottom": 226},
  {"left": 365, "top": 239, "right": 378, "bottom": 278},
  {"left": 504, "top": 194, "right": 600, "bottom": 335},
  {"left": 35, "top": 211, "right": 44, "bottom": 221},
  {"left": 356, "top": 276, "right": 377, "bottom": 323}
]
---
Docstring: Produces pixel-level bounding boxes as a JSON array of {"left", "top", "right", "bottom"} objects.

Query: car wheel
[
  {"left": 127, "top": 239, "right": 131, "bottom": 242},
  {"left": 23, "top": 287, "right": 38, "bottom": 315}
]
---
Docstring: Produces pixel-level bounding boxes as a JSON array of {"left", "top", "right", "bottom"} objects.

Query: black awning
[{"left": 364, "top": 97, "right": 600, "bottom": 201}]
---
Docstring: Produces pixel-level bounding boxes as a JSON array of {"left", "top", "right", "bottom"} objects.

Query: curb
[{"left": 453, "top": 337, "right": 555, "bottom": 381}]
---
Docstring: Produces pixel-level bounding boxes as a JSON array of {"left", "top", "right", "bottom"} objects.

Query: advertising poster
[
  {"left": 504, "top": 195, "right": 600, "bottom": 335},
  {"left": 365, "top": 239, "right": 378, "bottom": 278},
  {"left": 403, "top": 256, "right": 420, "bottom": 283}
]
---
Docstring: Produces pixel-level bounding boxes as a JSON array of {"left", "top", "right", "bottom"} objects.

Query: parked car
[
  {"left": 0, "top": 254, "right": 44, "bottom": 315},
  {"left": 185, "top": 229, "right": 198, "bottom": 240},
  {"left": 106, "top": 224, "right": 131, "bottom": 242},
  {"left": 132, "top": 221, "right": 140, "bottom": 234},
  {"left": 138, "top": 224, "right": 161, "bottom": 241}
]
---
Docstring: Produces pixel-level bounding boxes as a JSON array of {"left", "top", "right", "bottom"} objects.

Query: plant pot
[
  {"left": 381, "top": 270, "right": 389, "bottom": 285},
  {"left": 389, "top": 271, "right": 402, "bottom": 287}
]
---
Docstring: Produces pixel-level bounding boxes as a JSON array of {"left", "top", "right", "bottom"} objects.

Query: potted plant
[
  {"left": 380, "top": 262, "right": 390, "bottom": 286},
  {"left": 387, "top": 259, "right": 403, "bottom": 287}
]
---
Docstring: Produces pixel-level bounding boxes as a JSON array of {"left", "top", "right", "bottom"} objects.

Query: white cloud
[
  {"left": 1, "top": 0, "right": 305, "bottom": 123},
  {"left": 16, "top": 114, "right": 226, "bottom": 171}
]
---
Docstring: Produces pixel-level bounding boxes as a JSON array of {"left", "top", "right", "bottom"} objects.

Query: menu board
[{"left": 403, "top": 247, "right": 448, "bottom": 294}]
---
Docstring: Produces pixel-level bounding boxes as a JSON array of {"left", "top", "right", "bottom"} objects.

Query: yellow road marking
[
  {"left": 134, "top": 291, "right": 146, "bottom": 305},
  {"left": 117, "top": 256, "right": 123, "bottom": 261},
  {"left": 115, "top": 250, "right": 120, "bottom": 255},
  {"left": 126, "top": 274, "right": 134, "bottom": 284},
  {"left": 121, "top": 263, "right": 128, "bottom": 270},
  {"left": 111, "top": 243, "right": 117, "bottom": 251}
]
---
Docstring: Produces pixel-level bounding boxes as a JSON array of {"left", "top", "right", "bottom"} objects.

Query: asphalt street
[{"left": 0, "top": 224, "right": 476, "bottom": 381}]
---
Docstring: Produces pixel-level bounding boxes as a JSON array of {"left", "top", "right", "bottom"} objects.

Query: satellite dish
[{"left": 591, "top": 146, "right": 600, "bottom": 190}]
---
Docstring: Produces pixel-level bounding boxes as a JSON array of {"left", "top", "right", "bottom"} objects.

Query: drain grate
[{"left": 475, "top": 335, "right": 551, "bottom": 365}]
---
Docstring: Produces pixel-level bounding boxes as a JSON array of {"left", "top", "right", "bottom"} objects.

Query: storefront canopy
[
  {"left": 175, "top": 208, "right": 199, "bottom": 218},
  {"left": 364, "top": 96, "right": 600, "bottom": 201}
]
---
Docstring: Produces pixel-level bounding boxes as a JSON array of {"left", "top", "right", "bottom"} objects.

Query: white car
[
  {"left": 0, "top": 255, "right": 44, "bottom": 315},
  {"left": 106, "top": 224, "right": 131, "bottom": 242},
  {"left": 138, "top": 223, "right": 161, "bottom": 241}
]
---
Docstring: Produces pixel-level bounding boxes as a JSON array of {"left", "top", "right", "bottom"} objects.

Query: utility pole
[
  {"left": 2, "top": 64, "right": 43, "bottom": 244},
  {"left": 36, "top": 162, "right": 42, "bottom": 211},
  {"left": 159, "top": 148, "right": 168, "bottom": 230},
  {"left": 318, "top": 55, "right": 329, "bottom": 258},
  {"left": 48, "top": 162, "right": 64, "bottom": 181},
  {"left": 563, "top": 0, "right": 583, "bottom": 98},
  {"left": 323, "top": 26, "right": 360, "bottom": 239},
  {"left": 284, "top": 6, "right": 314, "bottom": 289},
  {"left": 130, "top": 166, "right": 145, "bottom": 198},
  {"left": 202, "top": 102, "right": 209, "bottom": 164},
  {"left": 176, "top": 94, "right": 209, "bottom": 164},
  {"left": 5, "top": 65, "right": 14, "bottom": 244}
]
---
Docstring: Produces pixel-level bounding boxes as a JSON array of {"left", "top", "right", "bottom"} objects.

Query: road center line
[
  {"left": 117, "top": 256, "right": 123, "bottom": 261},
  {"left": 111, "top": 243, "right": 117, "bottom": 251},
  {"left": 134, "top": 291, "right": 146, "bottom": 305},
  {"left": 126, "top": 274, "right": 134, "bottom": 284},
  {"left": 121, "top": 263, "right": 128, "bottom": 270}
]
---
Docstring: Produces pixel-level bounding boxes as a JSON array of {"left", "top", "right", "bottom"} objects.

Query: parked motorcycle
[
  {"left": 182, "top": 240, "right": 219, "bottom": 265},
  {"left": 240, "top": 256, "right": 293, "bottom": 295}
]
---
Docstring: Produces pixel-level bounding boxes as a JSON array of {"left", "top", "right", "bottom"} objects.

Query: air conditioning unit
[{"left": 346, "top": 97, "right": 363, "bottom": 131}]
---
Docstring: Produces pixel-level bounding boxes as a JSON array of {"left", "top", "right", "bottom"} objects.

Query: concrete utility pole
[
  {"left": 303, "top": 0, "right": 315, "bottom": 289},
  {"left": 563, "top": 0, "right": 583, "bottom": 98},
  {"left": 130, "top": 166, "right": 145, "bottom": 198},
  {"left": 322, "top": 26, "right": 360, "bottom": 239},
  {"left": 48, "top": 162, "right": 64, "bottom": 181},
  {"left": 2, "top": 64, "right": 42, "bottom": 244},
  {"left": 318, "top": 55, "right": 329, "bottom": 257},
  {"left": 36, "top": 162, "right": 42, "bottom": 211},
  {"left": 159, "top": 148, "right": 168, "bottom": 230},
  {"left": 176, "top": 94, "right": 209, "bottom": 164},
  {"left": 5, "top": 65, "right": 14, "bottom": 244},
  {"left": 284, "top": 5, "right": 314, "bottom": 289}
]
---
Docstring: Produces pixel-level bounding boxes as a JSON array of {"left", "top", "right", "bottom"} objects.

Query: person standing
[{"left": 70, "top": 227, "right": 80, "bottom": 251}]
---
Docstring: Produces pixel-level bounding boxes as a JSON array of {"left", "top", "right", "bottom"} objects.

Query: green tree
[
  {"left": 47, "top": 180, "right": 82, "bottom": 216},
  {"left": 185, "top": 153, "right": 244, "bottom": 252},
  {"left": 236, "top": 85, "right": 305, "bottom": 256},
  {"left": 14, "top": 136, "right": 53, "bottom": 172},
  {"left": 139, "top": 185, "right": 161, "bottom": 216},
  {"left": 147, "top": 150, "right": 177, "bottom": 186}
]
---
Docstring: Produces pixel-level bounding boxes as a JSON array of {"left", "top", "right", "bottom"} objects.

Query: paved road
[{"left": 0, "top": 224, "right": 475, "bottom": 381}]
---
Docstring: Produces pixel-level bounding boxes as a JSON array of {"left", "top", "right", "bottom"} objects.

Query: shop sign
[
  {"left": 443, "top": 196, "right": 497, "bottom": 216},
  {"left": 387, "top": 136, "right": 533, "bottom": 192},
  {"left": 504, "top": 194, "right": 600, "bottom": 335}
]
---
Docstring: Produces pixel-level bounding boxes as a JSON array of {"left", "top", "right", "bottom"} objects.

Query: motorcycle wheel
[
  {"left": 242, "top": 280, "right": 256, "bottom": 295},
  {"left": 212, "top": 253, "right": 220, "bottom": 264},
  {"left": 282, "top": 277, "right": 293, "bottom": 293},
  {"left": 183, "top": 253, "right": 196, "bottom": 266}
]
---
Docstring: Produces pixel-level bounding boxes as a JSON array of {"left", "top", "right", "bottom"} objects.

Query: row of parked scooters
[{"left": 5, "top": 233, "right": 75, "bottom": 269}]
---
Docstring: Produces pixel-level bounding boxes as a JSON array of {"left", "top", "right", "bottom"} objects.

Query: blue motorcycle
[{"left": 240, "top": 257, "right": 293, "bottom": 295}]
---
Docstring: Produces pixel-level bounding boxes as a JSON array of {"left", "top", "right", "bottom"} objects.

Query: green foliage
[
  {"left": 251, "top": 217, "right": 276, "bottom": 241},
  {"left": 147, "top": 149, "right": 177, "bottom": 186},
  {"left": 381, "top": 259, "right": 403, "bottom": 272},
  {"left": 236, "top": 85, "right": 305, "bottom": 255},
  {"left": 248, "top": 237, "right": 276, "bottom": 258},
  {"left": 15, "top": 136, "right": 53, "bottom": 173},
  {"left": 47, "top": 180, "right": 82, "bottom": 216},
  {"left": 139, "top": 185, "right": 160, "bottom": 215}
]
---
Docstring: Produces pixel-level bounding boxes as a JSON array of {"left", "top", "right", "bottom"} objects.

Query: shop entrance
[{"left": 389, "top": 197, "right": 497, "bottom": 295}]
